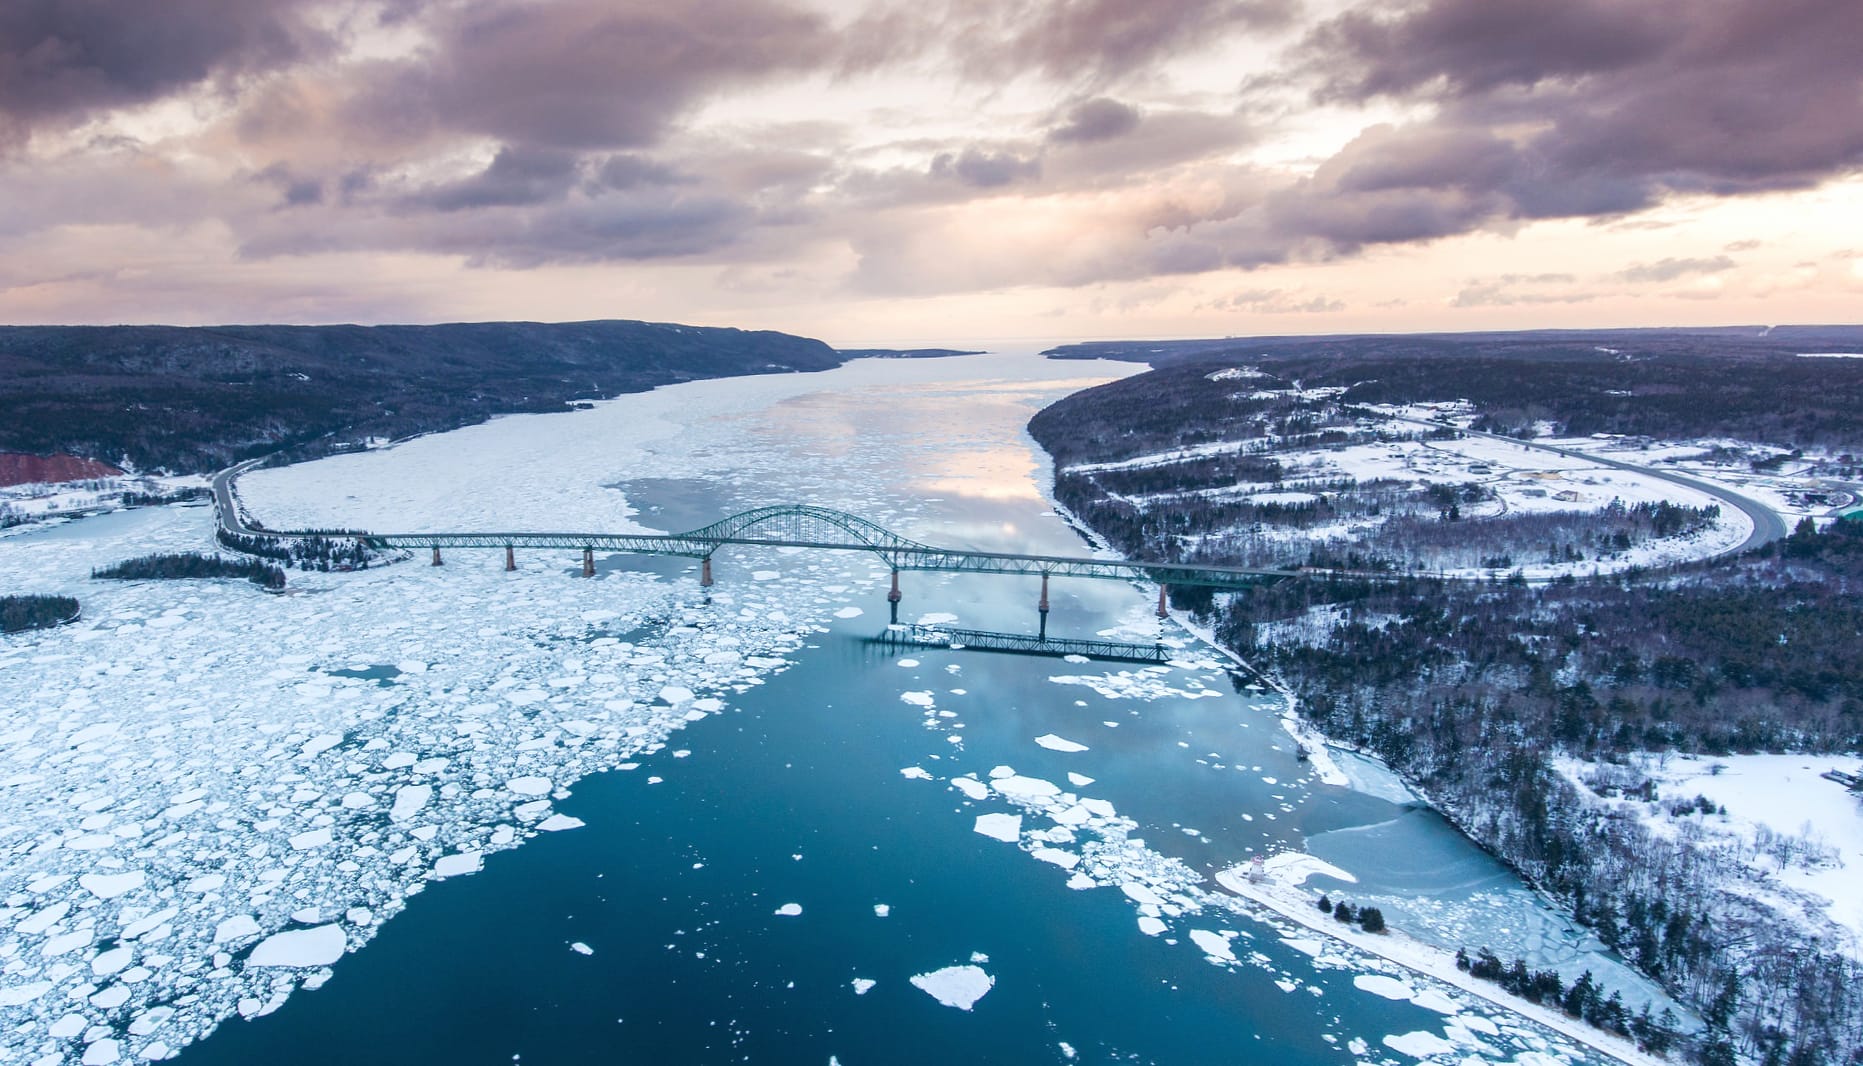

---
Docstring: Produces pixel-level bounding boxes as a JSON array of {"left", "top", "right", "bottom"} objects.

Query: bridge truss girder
[{"left": 355, "top": 504, "right": 1291, "bottom": 591}]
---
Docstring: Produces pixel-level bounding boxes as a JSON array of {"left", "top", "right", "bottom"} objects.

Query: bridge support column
[
  {"left": 1156, "top": 584, "right": 1169, "bottom": 619},
  {"left": 887, "top": 568, "right": 902, "bottom": 625},
  {"left": 1038, "top": 573, "right": 1051, "bottom": 641},
  {"left": 700, "top": 555, "right": 713, "bottom": 588},
  {"left": 504, "top": 545, "right": 516, "bottom": 572},
  {"left": 431, "top": 546, "right": 443, "bottom": 567},
  {"left": 582, "top": 547, "right": 595, "bottom": 578}
]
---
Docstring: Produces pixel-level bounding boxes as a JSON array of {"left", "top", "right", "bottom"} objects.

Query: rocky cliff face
[{"left": 0, "top": 453, "right": 123, "bottom": 488}]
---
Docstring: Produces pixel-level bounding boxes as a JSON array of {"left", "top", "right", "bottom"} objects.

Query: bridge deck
[
  {"left": 358, "top": 531, "right": 1292, "bottom": 590},
  {"left": 222, "top": 486, "right": 1289, "bottom": 591}
]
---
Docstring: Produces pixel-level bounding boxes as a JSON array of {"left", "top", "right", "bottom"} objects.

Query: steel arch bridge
[{"left": 354, "top": 503, "right": 1292, "bottom": 591}]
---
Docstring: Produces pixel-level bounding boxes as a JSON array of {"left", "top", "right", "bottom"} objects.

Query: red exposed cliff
[{"left": 0, "top": 453, "right": 125, "bottom": 488}]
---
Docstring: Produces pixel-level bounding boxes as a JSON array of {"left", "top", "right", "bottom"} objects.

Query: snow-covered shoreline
[{"left": 1215, "top": 860, "right": 1675, "bottom": 1066}]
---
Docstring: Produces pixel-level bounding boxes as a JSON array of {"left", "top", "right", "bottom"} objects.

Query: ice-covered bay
[
  {"left": 0, "top": 502, "right": 833, "bottom": 1064},
  {"left": 0, "top": 355, "right": 1141, "bottom": 1065}
]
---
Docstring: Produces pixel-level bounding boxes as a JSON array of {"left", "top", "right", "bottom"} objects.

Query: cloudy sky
[{"left": 2, "top": 0, "right": 1859, "bottom": 344}]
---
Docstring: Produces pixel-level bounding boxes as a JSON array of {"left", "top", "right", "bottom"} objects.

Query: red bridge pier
[
  {"left": 700, "top": 555, "right": 714, "bottom": 588},
  {"left": 581, "top": 548, "right": 595, "bottom": 577}
]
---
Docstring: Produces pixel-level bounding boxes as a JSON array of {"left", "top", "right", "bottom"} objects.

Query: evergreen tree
[{"left": 1562, "top": 971, "right": 1596, "bottom": 1019}]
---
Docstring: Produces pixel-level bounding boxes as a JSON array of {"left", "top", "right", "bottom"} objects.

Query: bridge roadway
[
  {"left": 215, "top": 413, "right": 1790, "bottom": 596},
  {"left": 213, "top": 465, "right": 1293, "bottom": 592}
]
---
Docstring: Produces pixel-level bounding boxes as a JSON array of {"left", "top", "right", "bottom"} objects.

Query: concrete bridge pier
[
  {"left": 1038, "top": 572, "right": 1051, "bottom": 641},
  {"left": 887, "top": 568, "right": 902, "bottom": 624},
  {"left": 1156, "top": 584, "right": 1169, "bottom": 619},
  {"left": 504, "top": 545, "right": 516, "bottom": 572},
  {"left": 700, "top": 555, "right": 714, "bottom": 588},
  {"left": 581, "top": 548, "right": 595, "bottom": 578},
  {"left": 431, "top": 546, "right": 443, "bottom": 567}
]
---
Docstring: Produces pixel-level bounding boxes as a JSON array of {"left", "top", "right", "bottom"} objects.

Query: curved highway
[
  {"left": 211, "top": 459, "right": 273, "bottom": 539},
  {"left": 1390, "top": 415, "right": 1788, "bottom": 557}
]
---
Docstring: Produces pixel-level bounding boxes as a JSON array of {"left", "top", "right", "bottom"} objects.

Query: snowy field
[
  {"left": 1, "top": 476, "right": 207, "bottom": 529},
  {"left": 1557, "top": 753, "right": 1863, "bottom": 959},
  {"left": 1373, "top": 401, "right": 1850, "bottom": 531},
  {"left": 1279, "top": 415, "right": 1754, "bottom": 579},
  {"left": 1070, "top": 383, "right": 1767, "bottom": 580}
]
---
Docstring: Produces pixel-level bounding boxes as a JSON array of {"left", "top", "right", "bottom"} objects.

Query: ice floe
[
  {"left": 909, "top": 964, "right": 993, "bottom": 1010},
  {"left": 1354, "top": 974, "right": 1415, "bottom": 1000},
  {"left": 77, "top": 873, "right": 145, "bottom": 900},
  {"left": 949, "top": 777, "right": 989, "bottom": 800},
  {"left": 1382, "top": 1030, "right": 1458, "bottom": 1058},
  {"left": 247, "top": 925, "right": 347, "bottom": 968},
  {"left": 973, "top": 813, "right": 1022, "bottom": 843}
]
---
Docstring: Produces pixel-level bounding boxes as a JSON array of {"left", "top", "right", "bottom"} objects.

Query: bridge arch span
[{"left": 687, "top": 504, "right": 934, "bottom": 559}]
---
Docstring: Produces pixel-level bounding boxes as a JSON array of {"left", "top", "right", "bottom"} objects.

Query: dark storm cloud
[
  {"left": 847, "top": 0, "right": 1297, "bottom": 86},
  {"left": 254, "top": 163, "right": 326, "bottom": 208},
  {"left": 594, "top": 154, "right": 692, "bottom": 191},
  {"left": 213, "top": 0, "right": 839, "bottom": 270},
  {"left": 406, "top": 146, "right": 582, "bottom": 212},
  {"left": 976, "top": 0, "right": 1298, "bottom": 83},
  {"left": 449, "top": 193, "right": 760, "bottom": 267},
  {"left": 0, "top": 0, "right": 325, "bottom": 144},
  {"left": 1048, "top": 97, "right": 1141, "bottom": 144},
  {"left": 1300, "top": 0, "right": 1668, "bottom": 103},
  {"left": 1169, "top": 0, "right": 1863, "bottom": 274},
  {"left": 1296, "top": 0, "right": 1863, "bottom": 197},
  {"left": 347, "top": 0, "right": 833, "bottom": 152},
  {"left": 238, "top": 181, "right": 761, "bottom": 268}
]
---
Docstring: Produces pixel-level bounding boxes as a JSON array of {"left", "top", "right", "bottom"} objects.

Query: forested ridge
[
  {"left": 0, "top": 320, "right": 846, "bottom": 474},
  {"left": 1041, "top": 327, "right": 1863, "bottom": 456},
  {"left": 1031, "top": 338, "right": 1863, "bottom": 1065}
]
